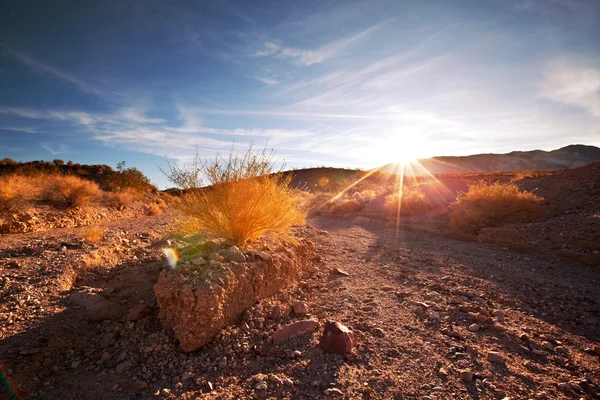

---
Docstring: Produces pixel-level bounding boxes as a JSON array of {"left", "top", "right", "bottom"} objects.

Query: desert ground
[{"left": 1, "top": 163, "right": 599, "bottom": 400}]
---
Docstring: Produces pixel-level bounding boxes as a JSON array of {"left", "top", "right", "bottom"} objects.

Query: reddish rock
[
  {"left": 128, "top": 304, "right": 152, "bottom": 321},
  {"left": 69, "top": 292, "right": 123, "bottom": 322},
  {"left": 319, "top": 321, "right": 355, "bottom": 354},
  {"left": 272, "top": 320, "right": 320, "bottom": 345},
  {"left": 292, "top": 300, "right": 308, "bottom": 315},
  {"left": 487, "top": 351, "right": 505, "bottom": 363}
]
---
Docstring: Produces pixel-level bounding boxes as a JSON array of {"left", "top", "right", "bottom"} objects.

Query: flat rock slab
[
  {"left": 69, "top": 292, "right": 124, "bottom": 322},
  {"left": 272, "top": 320, "right": 320, "bottom": 345}
]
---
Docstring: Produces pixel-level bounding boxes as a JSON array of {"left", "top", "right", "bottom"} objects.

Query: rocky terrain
[{"left": 1, "top": 207, "right": 599, "bottom": 399}]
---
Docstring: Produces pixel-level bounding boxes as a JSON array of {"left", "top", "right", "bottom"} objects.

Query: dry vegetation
[
  {"left": 164, "top": 145, "right": 305, "bottom": 246},
  {"left": 449, "top": 181, "right": 545, "bottom": 233},
  {"left": 83, "top": 225, "right": 107, "bottom": 243},
  {"left": 0, "top": 174, "right": 37, "bottom": 211}
]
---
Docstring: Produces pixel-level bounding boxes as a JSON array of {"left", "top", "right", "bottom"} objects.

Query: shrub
[
  {"left": 166, "top": 145, "right": 305, "bottom": 246},
  {"left": 449, "top": 181, "right": 545, "bottom": 234},
  {"left": 383, "top": 187, "right": 431, "bottom": 216},
  {"left": 329, "top": 199, "right": 363, "bottom": 215},
  {"left": 106, "top": 188, "right": 141, "bottom": 209},
  {"left": 104, "top": 162, "right": 155, "bottom": 193},
  {"left": 147, "top": 202, "right": 163, "bottom": 216},
  {"left": 0, "top": 174, "right": 36, "bottom": 211},
  {"left": 84, "top": 225, "right": 106, "bottom": 243},
  {"left": 41, "top": 175, "right": 102, "bottom": 208}
]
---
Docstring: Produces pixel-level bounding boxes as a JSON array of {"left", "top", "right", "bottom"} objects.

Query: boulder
[
  {"left": 272, "top": 320, "right": 320, "bottom": 345},
  {"left": 69, "top": 292, "right": 123, "bottom": 322},
  {"left": 319, "top": 321, "right": 355, "bottom": 354},
  {"left": 128, "top": 303, "right": 152, "bottom": 321}
]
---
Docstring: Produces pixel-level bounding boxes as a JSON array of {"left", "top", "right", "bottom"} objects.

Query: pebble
[
  {"left": 292, "top": 300, "right": 308, "bottom": 315},
  {"left": 487, "top": 351, "right": 504, "bottom": 363},
  {"left": 460, "top": 370, "right": 474, "bottom": 383},
  {"left": 468, "top": 323, "right": 480, "bottom": 332},
  {"left": 324, "top": 388, "right": 344, "bottom": 395},
  {"left": 134, "top": 380, "right": 148, "bottom": 390}
]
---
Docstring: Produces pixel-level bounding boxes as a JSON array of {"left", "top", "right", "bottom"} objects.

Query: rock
[
  {"left": 272, "top": 320, "right": 320, "bottom": 345},
  {"left": 492, "top": 310, "right": 504, "bottom": 320},
  {"left": 69, "top": 292, "right": 124, "bottom": 322},
  {"left": 519, "top": 333, "right": 529, "bottom": 343},
  {"left": 182, "top": 371, "right": 193, "bottom": 381},
  {"left": 270, "top": 305, "right": 283, "bottom": 319},
  {"left": 220, "top": 246, "right": 246, "bottom": 263},
  {"left": 134, "top": 380, "right": 148, "bottom": 390},
  {"left": 468, "top": 323, "right": 480, "bottom": 332},
  {"left": 255, "top": 381, "right": 268, "bottom": 391},
  {"left": 208, "top": 252, "right": 223, "bottom": 262},
  {"left": 460, "top": 370, "right": 474, "bottom": 383},
  {"left": 319, "top": 321, "right": 355, "bottom": 354},
  {"left": 333, "top": 268, "right": 349, "bottom": 276},
  {"left": 191, "top": 257, "right": 206, "bottom": 266},
  {"left": 292, "top": 300, "right": 308, "bottom": 315},
  {"left": 116, "top": 361, "right": 132, "bottom": 373},
  {"left": 487, "top": 351, "right": 505, "bottom": 363},
  {"left": 100, "top": 352, "right": 112, "bottom": 361},
  {"left": 324, "top": 388, "right": 344, "bottom": 395},
  {"left": 541, "top": 341, "right": 554, "bottom": 351},
  {"left": 427, "top": 310, "right": 440, "bottom": 320},
  {"left": 253, "top": 252, "right": 272, "bottom": 263},
  {"left": 128, "top": 304, "right": 152, "bottom": 321},
  {"left": 592, "top": 344, "right": 600, "bottom": 356}
]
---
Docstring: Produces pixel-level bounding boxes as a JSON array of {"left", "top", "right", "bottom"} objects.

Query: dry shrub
[
  {"left": 169, "top": 145, "right": 305, "bottom": 246},
  {"left": 106, "top": 188, "right": 141, "bottom": 209},
  {"left": 0, "top": 174, "right": 36, "bottom": 211},
  {"left": 306, "top": 192, "right": 334, "bottom": 212},
  {"left": 449, "top": 181, "right": 545, "bottom": 234},
  {"left": 329, "top": 199, "right": 363, "bottom": 215},
  {"left": 83, "top": 225, "right": 106, "bottom": 243},
  {"left": 383, "top": 187, "right": 431, "bottom": 216},
  {"left": 352, "top": 189, "right": 376, "bottom": 204},
  {"left": 147, "top": 202, "right": 163, "bottom": 215},
  {"left": 41, "top": 174, "right": 102, "bottom": 208}
]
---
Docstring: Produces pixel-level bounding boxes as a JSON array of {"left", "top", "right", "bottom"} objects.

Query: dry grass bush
[
  {"left": 449, "top": 181, "right": 545, "bottom": 234},
  {"left": 0, "top": 174, "right": 37, "bottom": 211},
  {"left": 83, "top": 225, "right": 106, "bottom": 243},
  {"left": 383, "top": 187, "right": 432, "bottom": 216},
  {"left": 329, "top": 198, "right": 363, "bottom": 215},
  {"left": 105, "top": 188, "right": 141, "bottom": 209},
  {"left": 41, "top": 174, "right": 102, "bottom": 208},
  {"left": 165, "top": 145, "right": 305, "bottom": 246},
  {"left": 147, "top": 202, "right": 163, "bottom": 216}
]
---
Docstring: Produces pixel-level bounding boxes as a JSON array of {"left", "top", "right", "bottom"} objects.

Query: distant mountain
[{"left": 378, "top": 145, "right": 600, "bottom": 175}]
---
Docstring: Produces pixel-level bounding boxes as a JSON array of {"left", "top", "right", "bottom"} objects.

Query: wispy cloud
[
  {"left": 40, "top": 142, "right": 69, "bottom": 155},
  {"left": 541, "top": 57, "right": 600, "bottom": 117},
  {"left": 253, "top": 21, "right": 388, "bottom": 66},
  {"left": 1, "top": 45, "right": 109, "bottom": 98},
  {"left": 0, "top": 126, "right": 38, "bottom": 133},
  {"left": 254, "top": 76, "right": 279, "bottom": 85}
]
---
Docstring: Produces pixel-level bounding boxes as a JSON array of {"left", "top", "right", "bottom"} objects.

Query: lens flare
[{"left": 162, "top": 248, "right": 179, "bottom": 268}]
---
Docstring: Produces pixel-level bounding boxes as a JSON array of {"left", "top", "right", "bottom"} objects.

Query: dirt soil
[{"left": 1, "top": 212, "right": 599, "bottom": 399}]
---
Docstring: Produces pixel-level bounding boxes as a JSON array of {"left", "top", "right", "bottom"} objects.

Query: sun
[{"left": 363, "top": 132, "right": 429, "bottom": 166}]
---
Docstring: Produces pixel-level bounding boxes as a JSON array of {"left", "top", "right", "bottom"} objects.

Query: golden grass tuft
[
  {"left": 83, "top": 225, "right": 106, "bottom": 243},
  {"left": 0, "top": 174, "right": 37, "bottom": 211},
  {"left": 41, "top": 175, "right": 102, "bottom": 208},
  {"left": 449, "top": 181, "right": 545, "bottom": 234},
  {"left": 168, "top": 145, "right": 306, "bottom": 246},
  {"left": 329, "top": 199, "right": 363, "bottom": 215},
  {"left": 383, "top": 187, "right": 431, "bottom": 216},
  {"left": 106, "top": 188, "right": 141, "bottom": 209}
]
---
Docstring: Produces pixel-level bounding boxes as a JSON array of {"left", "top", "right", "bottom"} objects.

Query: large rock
[
  {"left": 69, "top": 292, "right": 123, "bottom": 322},
  {"left": 272, "top": 320, "right": 320, "bottom": 345},
  {"left": 319, "top": 321, "right": 355, "bottom": 354},
  {"left": 155, "top": 245, "right": 312, "bottom": 352}
]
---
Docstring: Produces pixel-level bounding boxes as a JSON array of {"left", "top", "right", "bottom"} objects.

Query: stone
[
  {"left": 487, "top": 351, "right": 504, "bottom": 363},
  {"left": 468, "top": 323, "right": 480, "bottom": 332},
  {"left": 182, "top": 371, "right": 193, "bottom": 381},
  {"left": 324, "top": 388, "right": 344, "bottom": 395},
  {"left": 191, "top": 257, "right": 206, "bottom": 266},
  {"left": 541, "top": 341, "right": 554, "bottom": 351},
  {"left": 292, "top": 300, "right": 308, "bottom": 315},
  {"left": 460, "top": 370, "right": 474, "bottom": 383},
  {"left": 272, "top": 320, "right": 320, "bottom": 345},
  {"left": 116, "top": 361, "right": 132, "bottom": 374},
  {"left": 100, "top": 352, "right": 112, "bottom": 361},
  {"left": 333, "top": 268, "right": 349, "bottom": 276},
  {"left": 134, "top": 380, "right": 148, "bottom": 390},
  {"left": 69, "top": 292, "right": 124, "bottom": 322},
  {"left": 592, "top": 344, "right": 600, "bottom": 356},
  {"left": 492, "top": 310, "right": 504, "bottom": 320},
  {"left": 427, "top": 310, "right": 440, "bottom": 320},
  {"left": 319, "top": 321, "right": 355, "bottom": 354},
  {"left": 128, "top": 304, "right": 152, "bottom": 321},
  {"left": 220, "top": 246, "right": 246, "bottom": 263}
]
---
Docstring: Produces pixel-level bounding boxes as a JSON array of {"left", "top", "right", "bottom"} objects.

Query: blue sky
[{"left": 1, "top": 0, "right": 599, "bottom": 188}]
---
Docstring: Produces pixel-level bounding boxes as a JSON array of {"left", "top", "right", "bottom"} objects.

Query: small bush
[
  {"left": 0, "top": 174, "right": 36, "bottom": 211},
  {"left": 147, "top": 202, "right": 163, "bottom": 215},
  {"left": 449, "top": 181, "right": 545, "bottom": 234},
  {"left": 329, "top": 199, "right": 363, "bottom": 215},
  {"left": 41, "top": 175, "right": 102, "bottom": 208},
  {"left": 166, "top": 145, "right": 306, "bottom": 246},
  {"left": 383, "top": 187, "right": 431, "bottom": 216},
  {"left": 84, "top": 225, "right": 106, "bottom": 243},
  {"left": 106, "top": 188, "right": 141, "bottom": 209}
]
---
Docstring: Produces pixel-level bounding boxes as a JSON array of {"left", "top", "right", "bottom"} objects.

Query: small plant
[
  {"left": 383, "top": 187, "right": 431, "bottom": 216},
  {"left": 449, "top": 181, "right": 545, "bottom": 233},
  {"left": 84, "top": 225, "right": 106, "bottom": 243},
  {"left": 163, "top": 144, "right": 305, "bottom": 246},
  {"left": 147, "top": 202, "right": 163, "bottom": 215},
  {"left": 0, "top": 174, "right": 36, "bottom": 211},
  {"left": 106, "top": 188, "right": 141, "bottom": 209},
  {"left": 41, "top": 174, "right": 102, "bottom": 208},
  {"left": 329, "top": 199, "right": 363, "bottom": 215}
]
